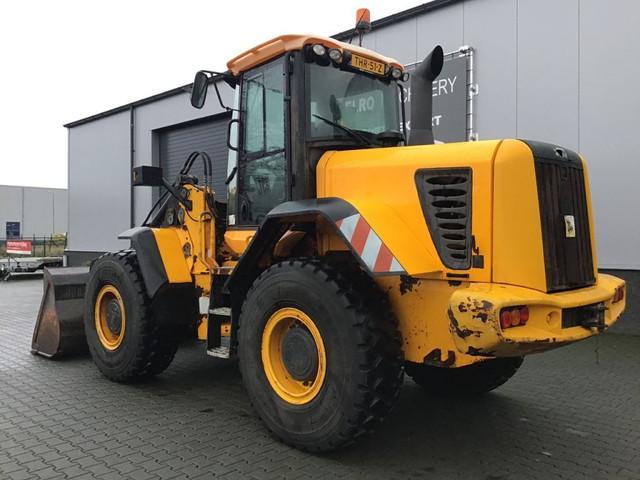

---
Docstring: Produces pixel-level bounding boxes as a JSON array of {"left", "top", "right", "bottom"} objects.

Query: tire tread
[
  {"left": 239, "top": 257, "right": 403, "bottom": 452},
  {"left": 86, "top": 250, "right": 178, "bottom": 382}
]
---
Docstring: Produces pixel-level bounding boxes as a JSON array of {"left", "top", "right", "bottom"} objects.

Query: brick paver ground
[{"left": 1, "top": 279, "right": 639, "bottom": 479}]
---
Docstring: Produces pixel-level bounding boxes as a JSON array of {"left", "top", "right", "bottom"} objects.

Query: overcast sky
[{"left": 0, "top": 0, "right": 424, "bottom": 189}]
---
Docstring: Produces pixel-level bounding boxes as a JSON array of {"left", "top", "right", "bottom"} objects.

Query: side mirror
[
  {"left": 132, "top": 166, "right": 164, "bottom": 187},
  {"left": 190, "top": 71, "right": 209, "bottom": 109}
]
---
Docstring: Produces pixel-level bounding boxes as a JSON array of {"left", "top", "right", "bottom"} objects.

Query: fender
[
  {"left": 316, "top": 142, "right": 504, "bottom": 283},
  {"left": 118, "top": 227, "right": 192, "bottom": 298},
  {"left": 225, "top": 197, "right": 406, "bottom": 300}
]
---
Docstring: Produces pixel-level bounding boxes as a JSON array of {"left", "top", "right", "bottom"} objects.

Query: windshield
[{"left": 307, "top": 63, "right": 401, "bottom": 141}]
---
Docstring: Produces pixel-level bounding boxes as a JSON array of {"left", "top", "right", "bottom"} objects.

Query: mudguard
[
  {"left": 118, "top": 227, "right": 191, "bottom": 298},
  {"left": 225, "top": 197, "right": 405, "bottom": 300}
]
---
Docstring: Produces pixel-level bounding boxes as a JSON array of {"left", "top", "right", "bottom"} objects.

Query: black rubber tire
[
  {"left": 405, "top": 357, "right": 524, "bottom": 395},
  {"left": 83, "top": 250, "right": 179, "bottom": 382},
  {"left": 238, "top": 258, "right": 404, "bottom": 452}
]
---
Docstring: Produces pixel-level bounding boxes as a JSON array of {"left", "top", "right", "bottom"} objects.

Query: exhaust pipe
[{"left": 408, "top": 45, "right": 444, "bottom": 146}]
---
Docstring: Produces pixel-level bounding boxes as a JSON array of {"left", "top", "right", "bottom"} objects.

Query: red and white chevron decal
[{"left": 335, "top": 214, "right": 405, "bottom": 274}]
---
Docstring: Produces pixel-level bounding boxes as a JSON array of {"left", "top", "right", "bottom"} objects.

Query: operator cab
[{"left": 191, "top": 35, "right": 408, "bottom": 227}]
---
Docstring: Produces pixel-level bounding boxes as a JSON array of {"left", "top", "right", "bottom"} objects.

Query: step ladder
[{"left": 206, "top": 307, "right": 231, "bottom": 359}]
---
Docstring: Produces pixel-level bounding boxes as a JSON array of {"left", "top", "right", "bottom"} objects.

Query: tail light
[
  {"left": 500, "top": 306, "right": 529, "bottom": 329},
  {"left": 612, "top": 285, "right": 625, "bottom": 304}
]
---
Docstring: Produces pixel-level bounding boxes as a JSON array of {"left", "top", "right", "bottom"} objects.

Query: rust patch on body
[
  {"left": 423, "top": 348, "right": 456, "bottom": 367},
  {"left": 466, "top": 345, "right": 496, "bottom": 356},
  {"left": 399, "top": 275, "right": 420, "bottom": 295},
  {"left": 456, "top": 297, "right": 494, "bottom": 323},
  {"left": 448, "top": 308, "right": 482, "bottom": 339}
]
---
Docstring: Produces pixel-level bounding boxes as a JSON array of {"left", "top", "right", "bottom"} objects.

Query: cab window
[{"left": 238, "top": 59, "right": 287, "bottom": 225}]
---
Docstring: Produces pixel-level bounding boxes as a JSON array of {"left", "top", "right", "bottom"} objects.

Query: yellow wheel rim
[
  {"left": 94, "top": 285, "right": 126, "bottom": 351},
  {"left": 261, "top": 307, "right": 326, "bottom": 405}
]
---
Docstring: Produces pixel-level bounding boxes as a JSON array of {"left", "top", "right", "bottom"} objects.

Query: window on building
[{"left": 6, "top": 222, "right": 20, "bottom": 239}]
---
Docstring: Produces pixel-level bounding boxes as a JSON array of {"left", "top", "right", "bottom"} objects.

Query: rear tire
[
  {"left": 238, "top": 258, "right": 403, "bottom": 452},
  {"left": 83, "top": 250, "right": 179, "bottom": 382},
  {"left": 405, "top": 357, "right": 524, "bottom": 394}
]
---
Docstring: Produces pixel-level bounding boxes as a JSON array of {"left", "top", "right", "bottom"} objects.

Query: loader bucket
[{"left": 31, "top": 267, "right": 90, "bottom": 358}]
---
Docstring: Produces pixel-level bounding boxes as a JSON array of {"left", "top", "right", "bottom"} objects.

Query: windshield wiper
[
  {"left": 375, "top": 130, "right": 405, "bottom": 144},
  {"left": 312, "top": 114, "right": 375, "bottom": 146}
]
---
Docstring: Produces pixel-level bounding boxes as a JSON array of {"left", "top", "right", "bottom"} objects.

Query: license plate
[{"left": 350, "top": 54, "right": 386, "bottom": 76}]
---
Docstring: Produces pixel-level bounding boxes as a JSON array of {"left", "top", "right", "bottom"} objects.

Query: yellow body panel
[
  {"left": 144, "top": 137, "right": 624, "bottom": 368},
  {"left": 492, "top": 141, "right": 600, "bottom": 292},
  {"left": 581, "top": 155, "right": 599, "bottom": 279},
  {"left": 378, "top": 273, "right": 625, "bottom": 367},
  {"left": 492, "top": 139, "right": 547, "bottom": 291},
  {"left": 224, "top": 229, "right": 257, "bottom": 257},
  {"left": 151, "top": 185, "right": 217, "bottom": 283},
  {"left": 151, "top": 228, "right": 192, "bottom": 284},
  {"left": 318, "top": 139, "right": 625, "bottom": 367},
  {"left": 318, "top": 141, "right": 501, "bottom": 281},
  {"left": 376, "top": 276, "right": 481, "bottom": 366},
  {"left": 148, "top": 186, "right": 221, "bottom": 341},
  {"left": 448, "top": 274, "right": 625, "bottom": 357}
]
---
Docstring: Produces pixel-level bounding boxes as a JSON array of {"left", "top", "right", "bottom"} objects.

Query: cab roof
[{"left": 226, "top": 34, "right": 403, "bottom": 76}]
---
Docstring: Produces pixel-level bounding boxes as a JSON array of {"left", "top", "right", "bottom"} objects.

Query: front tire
[
  {"left": 405, "top": 357, "right": 524, "bottom": 394},
  {"left": 238, "top": 258, "right": 403, "bottom": 452},
  {"left": 83, "top": 250, "right": 179, "bottom": 382}
]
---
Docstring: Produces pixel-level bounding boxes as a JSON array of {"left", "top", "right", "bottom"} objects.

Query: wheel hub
[
  {"left": 281, "top": 325, "right": 318, "bottom": 381},
  {"left": 105, "top": 299, "right": 122, "bottom": 335},
  {"left": 261, "top": 307, "right": 326, "bottom": 405},
  {"left": 94, "top": 284, "right": 126, "bottom": 351}
]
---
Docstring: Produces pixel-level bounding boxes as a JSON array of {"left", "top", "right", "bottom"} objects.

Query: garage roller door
[{"left": 159, "top": 113, "right": 231, "bottom": 201}]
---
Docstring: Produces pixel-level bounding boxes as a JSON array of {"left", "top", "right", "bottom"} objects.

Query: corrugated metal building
[
  {"left": 65, "top": 84, "right": 233, "bottom": 263},
  {"left": 0, "top": 185, "right": 68, "bottom": 238},
  {"left": 64, "top": 0, "right": 639, "bottom": 323}
]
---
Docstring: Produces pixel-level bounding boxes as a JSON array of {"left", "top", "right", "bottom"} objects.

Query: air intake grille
[
  {"left": 415, "top": 168, "right": 472, "bottom": 270},
  {"left": 524, "top": 140, "right": 596, "bottom": 292}
]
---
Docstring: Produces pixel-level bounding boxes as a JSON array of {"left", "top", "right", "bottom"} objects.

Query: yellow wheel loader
[{"left": 32, "top": 34, "right": 626, "bottom": 451}]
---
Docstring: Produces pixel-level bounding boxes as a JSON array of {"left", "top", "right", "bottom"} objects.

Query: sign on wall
[{"left": 402, "top": 48, "right": 476, "bottom": 143}]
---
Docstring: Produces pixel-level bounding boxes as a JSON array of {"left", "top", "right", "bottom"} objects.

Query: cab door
[{"left": 235, "top": 57, "right": 289, "bottom": 226}]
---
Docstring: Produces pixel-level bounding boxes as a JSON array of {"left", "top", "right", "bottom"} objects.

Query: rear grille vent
[
  {"left": 523, "top": 140, "right": 596, "bottom": 292},
  {"left": 415, "top": 168, "right": 472, "bottom": 270}
]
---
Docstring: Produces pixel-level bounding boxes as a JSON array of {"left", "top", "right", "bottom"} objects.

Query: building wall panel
[
  {"left": 579, "top": 0, "right": 640, "bottom": 269},
  {"left": 374, "top": 18, "right": 418, "bottom": 65},
  {"left": 0, "top": 186, "right": 67, "bottom": 239},
  {"left": 416, "top": 1, "right": 464, "bottom": 60},
  {"left": 23, "top": 188, "right": 54, "bottom": 237},
  {"left": 53, "top": 189, "right": 68, "bottom": 234},
  {"left": 68, "top": 110, "right": 130, "bottom": 253},
  {"left": 516, "top": 0, "right": 579, "bottom": 150},
  {"left": 463, "top": 0, "right": 518, "bottom": 139},
  {"left": 0, "top": 186, "right": 23, "bottom": 237}
]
